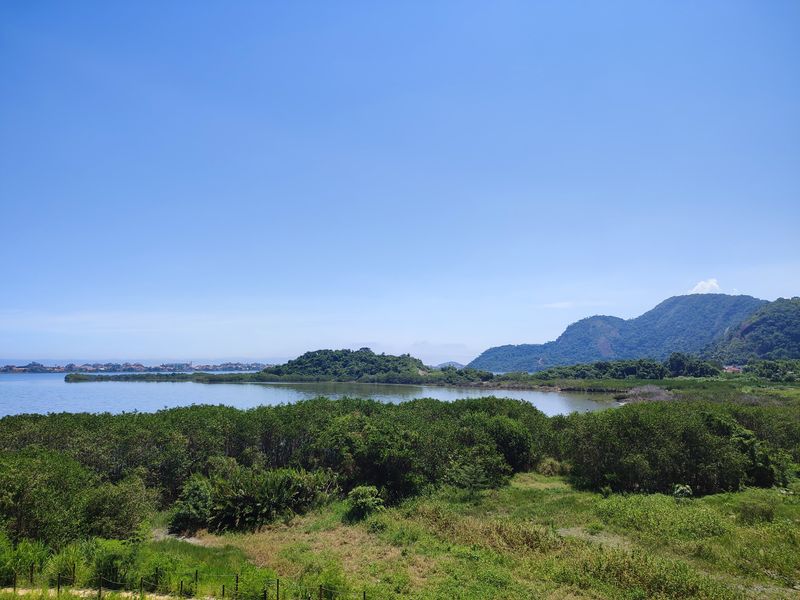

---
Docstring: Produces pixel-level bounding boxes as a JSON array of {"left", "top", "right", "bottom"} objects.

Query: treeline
[
  {"left": 506, "top": 353, "right": 722, "bottom": 380},
  {"left": 1, "top": 396, "right": 798, "bottom": 549},
  {"left": 743, "top": 359, "right": 800, "bottom": 382},
  {"left": 67, "top": 350, "right": 728, "bottom": 387},
  {"left": 260, "top": 348, "right": 490, "bottom": 385},
  {"left": 66, "top": 349, "right": 496, "bottom": 385}
]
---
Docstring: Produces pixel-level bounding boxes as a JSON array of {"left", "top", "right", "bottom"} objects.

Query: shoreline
[{"left": 64, "top": 372, "right": 627, "bottom": 396}]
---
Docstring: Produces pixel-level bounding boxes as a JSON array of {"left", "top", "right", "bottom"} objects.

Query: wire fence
[{"left": 2, "top": 567, "right": 370, "bottom": 600}]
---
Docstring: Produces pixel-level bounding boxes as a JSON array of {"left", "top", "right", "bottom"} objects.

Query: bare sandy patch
[{"left": 197, "top": 515, "right": 436, "bottom": 591}]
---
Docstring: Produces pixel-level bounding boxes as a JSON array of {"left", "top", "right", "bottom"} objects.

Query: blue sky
[{"left": 1, "top": 1, "right": 799, "bottom": 364}]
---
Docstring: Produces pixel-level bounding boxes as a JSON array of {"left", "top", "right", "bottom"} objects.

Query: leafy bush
[
  {"left": 445, "top": 445, "right": 511, "bottom": 498},
  {"left": 85, "top": 475, "right": 156, "bottom": 539},
  {"left": 0, "top": 450, "right": 94, "bottom": 547},
  {"left": 44, "top": 542, "right": 86, "bottom": 586},
  {"left": 565, "top": 403, "right": 790, "bottom": 494},
  {"left": 536, "top": 457, "right": 570, "bottom": 476},
  {"left": 344, "top": 486, "right": 384, "bottom": 522},
  {"left": 84, "top": 538, "right": 135, "bottom": 588},
  {"left": 168, "top": 475, "right": 213, "bottom": 534},
  {"left": 207, "top": 465, "right": 336, "bottom": 532}
]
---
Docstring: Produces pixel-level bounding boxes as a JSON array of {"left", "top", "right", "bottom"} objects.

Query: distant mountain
[
  {"left": 468, "top": 294, "right": 767, "bottom": 372},
  {"left": 707, "top": 297, "right": 800, "bottom": 363},
  {"left": 435, "top": 361, "right": 465, "bottom": 369}
]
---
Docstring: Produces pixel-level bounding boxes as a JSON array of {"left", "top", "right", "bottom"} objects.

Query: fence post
[
  {"left": 318, "top": 584, "right": 322, "bottom": 600},
  {"left": 195, "top": 570, "right": 199, "bottom": 586},
  {"left": 98, "top": 579, "right": 102, "bottom": 600},
  {"left": 57, "top": 573, "right": 61, "bottom": 595},
  {"left": 363, "top": 591, "right": 366, "bottom": 600},
  {"left": 275, "top": 579, "right": 279, "bottom": 600},
  {"left": 180, "top": 580, "right": 184, "bottom": 596},
  {"left": 29, "top": 564, "right": 34, "bottom": 585},
  {"left": 262, "top": 586, "right": 267, "bottom": 600},
  {"left": 235, "top": 573, "right": 239, "bottom": 598},
  {"left": 12, "top": 571, "right": 16, "bottom": 593},
  {"left": 140, "top": 577, "right": 143, "bottom": 598},
  {"left": 222, "top": 583, "right": 225, "bottom": 598}
]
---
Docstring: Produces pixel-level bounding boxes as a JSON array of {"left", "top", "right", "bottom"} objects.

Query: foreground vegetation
[
  {"left": 3, "top": 472, "right": 798, "bottom": 599},
  {"left": 197, "top": 472, "right": 800, "bottom": 598},
  {"left": 2, "top": 375, "right": 799, "bottom": 598}
]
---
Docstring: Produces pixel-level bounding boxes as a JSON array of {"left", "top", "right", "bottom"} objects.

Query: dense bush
[
  {"left": 344, "top": 486, "right": 384, "bottom": 522},
  {"left": 563, "top": 403, "right": 790, "bottom": 494},
  {"left": 1, "top": 395, "right": 798, "bottom": 547},
  {"left": 524, "top": 354, "right": 721, "bottom": 380},
  {"left": 0, "top": 450, "right": 94, "bottom": 547},
  {"left": 168, "top": 474, "right": 213, "bottom": 534},
  {"left": 205, "top": 464, "right": 337, "bottom": 533},
  {"left": 743, "top": 359, "right": 800, "bottom": 382},
  {"left": 0, "top": 450, "right": 152, "bottom": 548}
]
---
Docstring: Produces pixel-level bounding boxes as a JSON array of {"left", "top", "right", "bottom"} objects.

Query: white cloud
[{"left": 688, "top": 278, "right": 721, "bottom": 294}]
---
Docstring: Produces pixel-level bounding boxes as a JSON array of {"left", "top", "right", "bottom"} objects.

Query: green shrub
[
  {"left": 344, "top": 486, "right": 384, "bottom": 522},
  {"left": 536, "top": 457, "right": 570, "bottom": 476},
  {"left": 168, "top": 475, "right": 213, "bottom": 534},
  {"left": 86, "top": 475, "right": 156, "bottom": 539},
  {"left": 44, "top": 542, "right": 86, "bottom": 586},
  {"left": 566, "top": 403, "right": 789, "bottom": 495},
  {"left": 208, "top": 465, "right": 336, "bottom": 532},
  {"left": 445, "top": 445, "right": 511, "bottom": 498},
  {"left": 84, "top": 538, "right": 135, "bottom": 588},
  {"left": 735, "top": 498, "right": 776, "bottom": 524},
  {"left": 0, "top": 450, "right": 93, "bottom": 547}
]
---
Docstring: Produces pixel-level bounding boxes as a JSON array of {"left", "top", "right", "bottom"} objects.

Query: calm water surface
[{"left": 0, "top": 373, "right": 615, "bottom": 417}]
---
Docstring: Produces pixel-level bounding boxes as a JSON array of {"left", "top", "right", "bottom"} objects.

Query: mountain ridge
[
  {"left": 468, "top": 294, "right": 767, "bottom": 372},
  {"left": 707, "top": 297, "right": 800, "bottom": 363}
]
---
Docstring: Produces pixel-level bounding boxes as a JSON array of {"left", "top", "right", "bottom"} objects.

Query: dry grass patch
[
  {"left": 556, "top": 527, "right": 632, "bottom": 551},
  {"left": 196, "top": 512, "right": 437, "bottom": 592},
  {"left": 512, "top": 472, "right": 570, "bottom": 490}
]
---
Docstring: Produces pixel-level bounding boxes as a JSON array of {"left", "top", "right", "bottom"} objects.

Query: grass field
[{"left": 171, "top": 473, "right": 800, "bottom": 599}]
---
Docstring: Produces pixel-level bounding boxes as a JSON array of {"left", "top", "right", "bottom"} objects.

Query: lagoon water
[{"left": 0, "top": 372, "right": 615, "bottom": 417}]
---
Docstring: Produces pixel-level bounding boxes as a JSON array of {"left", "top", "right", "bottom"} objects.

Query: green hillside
[
  {"left": 709, "top": 297, "right": 800, "bottom": 363},
  {"left": 263, "top": 347, "right": 428, "bottom": 380},
  {"left": 469, "top": 294, "right": 766, "bottom": 372}
]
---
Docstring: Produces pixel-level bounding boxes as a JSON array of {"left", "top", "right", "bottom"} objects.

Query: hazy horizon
[
  {"left": 1, "top": 290, "right": 794, "bottom": 366},
  {"left": 2, "top": 2, "right": 798, "bottom": 365}
]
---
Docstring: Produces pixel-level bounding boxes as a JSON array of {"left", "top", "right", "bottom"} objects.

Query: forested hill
[
  {"left": 262, "top": 348, "right": 430, "bottom": 380},
  {"left": 708, "top": 297, "right": 800, "bottom": 363},
  {"left": 469, "top": 294, "right": 767, "bottom": 372}
]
